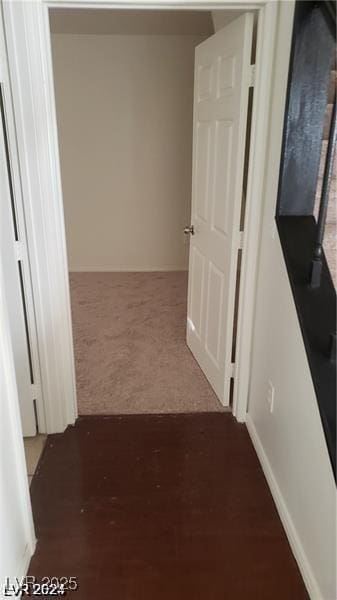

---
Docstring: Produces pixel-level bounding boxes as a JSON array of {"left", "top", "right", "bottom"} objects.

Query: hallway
[{"left": 28, "top": 413, "right": 307, "bottom": 599}]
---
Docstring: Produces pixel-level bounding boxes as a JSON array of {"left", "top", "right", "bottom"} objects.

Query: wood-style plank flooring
[{"left": 28, "top": 414, "right": 308, "bottom": 599}]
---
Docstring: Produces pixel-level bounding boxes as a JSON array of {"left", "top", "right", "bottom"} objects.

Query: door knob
[{"left": 184, "top": 225, "right": 195, "bottom": 235}]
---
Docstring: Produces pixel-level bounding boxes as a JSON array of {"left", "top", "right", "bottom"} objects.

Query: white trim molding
[
  {"left": 231, "top": 0, "right": 278, "bottom": 421},
  {"left": 3, "top": 0, "right": 77, "bottom": 433},
  {"left": 0, "top": 258, "right": 36, "bottom": 578},
  {"left": 0, "top": 4, "right": 45, "bottom": 435}
]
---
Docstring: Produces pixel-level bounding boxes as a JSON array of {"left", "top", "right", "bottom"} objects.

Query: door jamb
[
  {"left": 2, "top": 0, "right": 281, "bottom": 432},
  {"left": 0, "top": 11, "right": 45, "bottom": 435},
  {"left": 231, "top": 2, "right": 279, "bottom": 420},
  {"left": 0, "top": 258, "right": 36, "bottom": 572}
]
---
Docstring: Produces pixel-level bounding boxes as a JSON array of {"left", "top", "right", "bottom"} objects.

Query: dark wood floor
[{"left": 29, "top": 414, "right": 308, "bottom": 599}]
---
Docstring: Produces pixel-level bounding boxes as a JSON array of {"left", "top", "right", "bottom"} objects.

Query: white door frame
[
  {"left": 0, "top": 9, "right": 44, "bottom": 436},
  {"left": 2, "top": 0, "right": 283, "bottom": 432},
  {"left": 0, "top": 258, "right": 36, "bottom": 580}
]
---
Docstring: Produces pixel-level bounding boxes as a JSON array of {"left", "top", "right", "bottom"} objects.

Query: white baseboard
[
  {"left": 18, "top": 542, "right": 35, "bottom": 578},
  {"left": 4, "top": 541, "right": 36, "bottom": 595},
  {"left": 246, "top": 414, "right": 322, "bottom": 600},
  {"left": 69, "top": 267, "right": 189, "bottom": 273}
]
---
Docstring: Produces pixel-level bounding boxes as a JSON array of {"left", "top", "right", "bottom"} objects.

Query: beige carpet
[{"left": 69, "top": 271, "right": 224, "bottom": 414}]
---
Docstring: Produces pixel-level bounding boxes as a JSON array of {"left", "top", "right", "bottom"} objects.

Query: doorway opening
[{"left": 48, "top": 8, "right": 255, "bottom": 416}]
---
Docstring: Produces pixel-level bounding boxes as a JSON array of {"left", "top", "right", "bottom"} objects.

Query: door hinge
[
  {"left": 30, "top": 383, "right": 38, "bottom": 400},
  {"left": 249, "top": 64, "right": 255, "bottom": 87},
  {"left": 230, "top": 362, "right": 236, "bottom": 378},
  {"left": 14, "top": 241, "right": 23, "bottom": 261},
  {"left": 238, "top": 231, "right": 244, "bottom": 250}
]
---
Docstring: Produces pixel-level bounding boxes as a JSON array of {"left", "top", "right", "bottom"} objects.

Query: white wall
[
  {"left": 51, "top": 33, "right": 204, "bottom": 272},
  {"left": 247, "top": 3, "right": 336, "bottom": 598},
  {"left": 49, "top": 9, "right": 214, "bottom": 35},
  {"left": 211, "top": 10, "right": 245, "bottom": 32}
]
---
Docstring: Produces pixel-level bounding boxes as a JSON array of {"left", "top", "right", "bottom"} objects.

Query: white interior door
[
  {"left": 0, "top": 87, "right": 37, "bottom": 436},
  {"left": 187, "top": 14, "right": 253, "bottom": 405}
]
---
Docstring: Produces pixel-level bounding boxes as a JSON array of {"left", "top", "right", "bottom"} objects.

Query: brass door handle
[{"left": 184, "top": 225, "right": 195, "bottom": 235}]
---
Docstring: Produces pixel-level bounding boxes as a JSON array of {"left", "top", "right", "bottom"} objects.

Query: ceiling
[{"left": 49, "top": 9, "right": 216, "bottom": 36}]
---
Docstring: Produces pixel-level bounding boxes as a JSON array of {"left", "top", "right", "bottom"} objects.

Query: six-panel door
[{"left": 187, "top": 14, "right": 253, "bottom": 405}]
